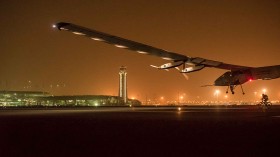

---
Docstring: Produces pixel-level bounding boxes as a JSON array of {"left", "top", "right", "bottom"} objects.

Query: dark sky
[{"left": 1, "top": 0, "right": 280, "bottom": 102}]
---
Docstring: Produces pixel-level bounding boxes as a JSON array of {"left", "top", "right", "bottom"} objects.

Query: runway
[{"left": 1, "top": 106, "right": 280, "bottom": 157}]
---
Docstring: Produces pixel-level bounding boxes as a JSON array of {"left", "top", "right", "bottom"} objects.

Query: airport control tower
[{"left": 119, "top": 66, "right": 127, "bottom": 103}]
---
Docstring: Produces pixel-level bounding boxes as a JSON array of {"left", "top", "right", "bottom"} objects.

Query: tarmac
[{"left": 1, "top": 105, "right": 280, "bottom": 157}]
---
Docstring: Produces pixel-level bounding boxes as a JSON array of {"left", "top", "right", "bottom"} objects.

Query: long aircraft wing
[{"left": 54, "top": 22, "right": 251, "bottom": 71}]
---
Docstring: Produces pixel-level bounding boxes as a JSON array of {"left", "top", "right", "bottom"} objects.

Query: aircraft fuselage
[{"left": 214, "top": 65, "right": 280, "bottom": 86}]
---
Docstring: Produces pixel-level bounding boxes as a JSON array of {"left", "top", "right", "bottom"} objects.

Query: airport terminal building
[{"left": 0, "top": 91, "right": 141, "bottom": 107}]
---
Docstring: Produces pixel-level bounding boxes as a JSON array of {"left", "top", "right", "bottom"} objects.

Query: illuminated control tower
[{"left": 119, "top": 66, "right": 127, "bottom": 103}]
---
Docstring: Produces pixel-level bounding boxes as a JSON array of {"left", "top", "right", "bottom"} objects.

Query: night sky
[{"left": 1, "top": 0, "right": 280, "bottom": 102}]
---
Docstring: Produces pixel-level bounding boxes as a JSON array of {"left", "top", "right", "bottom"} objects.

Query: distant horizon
[{"left": 1, "top": 89, "right": 279, "bottom": 106}]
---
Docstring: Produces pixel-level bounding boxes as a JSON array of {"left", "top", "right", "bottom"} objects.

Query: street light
[
  {"left": 160, "top": 96, "right": 164, "bottom": 105},
  {"left": 180, "top": 96, "right": 184, "bottom": 104},
  {"left": 214, "top": 90, "right": 220, "bottom": 103}
]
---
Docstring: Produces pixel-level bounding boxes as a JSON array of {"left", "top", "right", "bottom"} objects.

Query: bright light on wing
[
  {"left": 137, "top": 51, "right": 148, "bottom": 54},
  {"left": 91, "top": 37, "right": 104, "bottom": 41},
  {"left": 162, "top": 57, "right": 173, "bottom": 60},
  {"left": 55, "top": 22, "right": 191, "bottom": 61},
  {"left": 73, "top": 32, "right": 85, "bottom": 35},
  {"left": 60, "top": 27, "right": 68, "bottom": 31},
  {"left": 115, "top": 45, "right": 127, "bottom": 48}
]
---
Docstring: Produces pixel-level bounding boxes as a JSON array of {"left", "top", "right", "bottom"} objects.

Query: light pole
[
  {"left": 214, "top": 90, "right": 220, "bottom": 103},
  {"left": 180, "top": 96, "right": 184, "bottom": 104},
  {"left": 254, "top": 92, "right": 257, "bottom": 102}
]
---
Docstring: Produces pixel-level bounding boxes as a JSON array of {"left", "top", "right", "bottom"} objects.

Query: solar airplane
[{"left": 53, "top": 22, "right": 280, "bottom": 94}]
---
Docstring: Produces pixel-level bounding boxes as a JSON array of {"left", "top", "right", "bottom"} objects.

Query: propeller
[
  {"left": 150, "top": 65, "right": 169, "bottom": 71},
  {"left": 175, "top": 67, "right": 189, "bottom": 80}
]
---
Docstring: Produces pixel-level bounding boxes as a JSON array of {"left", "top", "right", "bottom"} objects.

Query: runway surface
[{"left": 1, "top": 106, "right": 280, "bottom": 157}]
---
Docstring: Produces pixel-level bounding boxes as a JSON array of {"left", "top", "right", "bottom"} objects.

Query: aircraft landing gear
[
  {"left": 240, "top": 84, "right": 245, "bottom": 95},
  {"left": 226, "top": 85, "right": 235, "bottom": 94},
  {"left": 226, "top": 84, "right": 244, "bottom": 95},
  {"left": 230, "top": 85, "right": 235, "bottom": 94},
  {"left": 224, "top": 73, "right": 245, "bottom": 95}
]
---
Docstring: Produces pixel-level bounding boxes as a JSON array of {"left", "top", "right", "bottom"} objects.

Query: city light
[
  {"left": 214, "top": 90, "right": 220, "bottom": 102},
  {"left": 214, "top": 90, "right": 220, "bottom": 96},
  {"left": 262, "top": 89, "right": 267, "bottom": 94}
]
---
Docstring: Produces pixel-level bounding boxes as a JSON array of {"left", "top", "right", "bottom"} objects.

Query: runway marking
[
  {"left": 0, "top": 106, "right": 278, "bottom": 116},
  {"left": 271, "top": 116, "right": 280, "bottom": 118},
  {"left": 0, "top": 109, "right": 255, "bottom": 116}
]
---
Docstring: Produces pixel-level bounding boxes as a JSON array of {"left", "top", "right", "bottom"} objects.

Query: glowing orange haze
[{"left": 1, "top": 0, "right": 280, "bottom": 102}]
